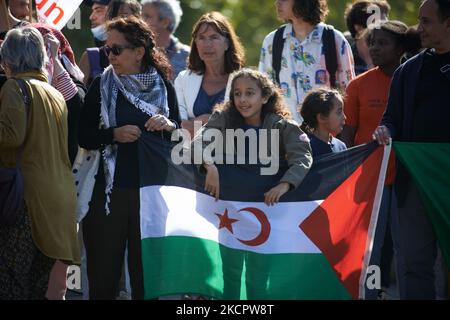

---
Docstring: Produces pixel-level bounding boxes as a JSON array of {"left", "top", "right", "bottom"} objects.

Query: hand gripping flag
[{"left": 138, "top": 132, "right": 390, "bottom": 299}]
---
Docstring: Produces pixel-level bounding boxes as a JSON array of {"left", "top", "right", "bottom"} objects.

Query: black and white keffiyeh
[{"left": 100, "top": 65, "right": 169, "bottom": 213}]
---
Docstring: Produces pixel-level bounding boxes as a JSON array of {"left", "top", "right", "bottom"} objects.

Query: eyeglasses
[{"left": 103, "top": 44, "right": 135, "bottom": 56}]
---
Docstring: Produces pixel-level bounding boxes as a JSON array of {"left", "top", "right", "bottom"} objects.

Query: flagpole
[
  {"left": 29, "top": 0, "right": 33, "bottom": 22},
  {"left": 0, "top": 0, "right": 11, "bottom": 31}
]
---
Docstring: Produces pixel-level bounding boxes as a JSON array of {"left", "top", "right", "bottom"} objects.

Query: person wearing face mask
[
  {"left": 79, "top": 0, "right": 141, "bottom": 87},
  {"left": 79, "top": 0, "right": 111, "bottom": 88},
  {"left": 86, "top": 0, "right": 111, "bottom": 47}
]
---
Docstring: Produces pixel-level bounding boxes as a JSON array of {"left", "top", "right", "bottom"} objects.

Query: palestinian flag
[
  {"left": 138, "top": 133, "right": 390, "bottom": 299},
  {"left": 393, "top": 142, "right": 450, "bottom": 268}
]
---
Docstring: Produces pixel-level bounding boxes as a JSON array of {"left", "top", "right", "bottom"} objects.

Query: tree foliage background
[{"left": 65, "top": 0, "right": 421, "bottom": 67}]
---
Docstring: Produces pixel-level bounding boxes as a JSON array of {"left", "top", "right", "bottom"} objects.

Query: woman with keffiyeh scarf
[{"left": 78, "top": 16, "right": 180, "bottom": 300}]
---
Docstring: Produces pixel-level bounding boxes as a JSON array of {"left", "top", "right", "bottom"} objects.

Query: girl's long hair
[{"left": 214, "top": 68, "right": 292, "bottom": 128}]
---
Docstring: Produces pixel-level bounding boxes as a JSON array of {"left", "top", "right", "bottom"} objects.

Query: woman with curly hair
[{"left": 78, "top": 16, "right": 180, "bottom": 299}]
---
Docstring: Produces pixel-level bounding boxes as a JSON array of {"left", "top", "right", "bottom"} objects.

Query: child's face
[
  {"left": 233, "top": 76, "right": 269, "bottom": 126},
  {"left": 368, "top": 29, "right": 402, "bottom": 68},
  {"left": 321, "top": 97, "right": 346, "bottom": 136}
]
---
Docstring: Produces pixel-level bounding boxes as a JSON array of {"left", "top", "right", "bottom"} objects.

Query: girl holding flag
[
  {"left": 192, "top": 68, "right": 312, "bottom": 298},
  {"left": 195, "top": 68, "right": 313, "bottom": 206}
]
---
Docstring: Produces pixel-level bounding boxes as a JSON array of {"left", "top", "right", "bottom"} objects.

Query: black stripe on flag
[{"left": 138, "top": 132, "right": 378, "bottom": 202}]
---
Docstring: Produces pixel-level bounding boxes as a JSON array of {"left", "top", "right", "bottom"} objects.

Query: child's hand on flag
[
  {"left": 264, "top": 182, "right": 290, "bottom": 206},
  {"left": 204, "top": 163, "right": 220, "bottom": 201}
]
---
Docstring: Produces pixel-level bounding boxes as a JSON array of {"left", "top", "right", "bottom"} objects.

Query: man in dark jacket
[{"left": 373, "top": 0, "right": 450, "bottom": 300}]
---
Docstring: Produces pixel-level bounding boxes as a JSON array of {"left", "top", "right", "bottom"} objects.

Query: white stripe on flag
[
  {"left": 358, "top": 143, "right": 392, "bottom": 299},
  {"left": 140, "top": 186, "right": 323, "bottom": 255}
]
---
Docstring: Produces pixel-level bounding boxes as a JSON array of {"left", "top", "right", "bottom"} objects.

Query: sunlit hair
[
  {"left": 107, "top": 0, "right": 142, "bottom": 20},
  {"left": 300, "top": 88, "right": 342, "bottom": 133},
  {"left": 106, "top": 16, "right": 172, "bottom": 78},
  {"left": 213, "top": 68, "right": 292, "bottom": 128},
  {"left": 345, "top": 0, "right": 391, "bottom": 38},
  {"left": 292, "top": 0, "right": 329, "bottom": 25},
  {"left": 365, "top": 20, "right": 422, "bottom": 58},
  {"left": 435, "top": 0, "right": 450, "bottom": 21},
  {"left": 188, "top": 11, "right": 245, "bottom": 75},
  {"left": 141, "top": 0, "right": 183, "bottom": 33},
  {"left": 0, "top": 27, "right": 47, "bottom": 74}
]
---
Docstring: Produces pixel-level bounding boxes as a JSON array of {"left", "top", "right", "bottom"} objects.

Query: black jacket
[{"left": 78, "top": 74, "right": 180, "bottom": 150}]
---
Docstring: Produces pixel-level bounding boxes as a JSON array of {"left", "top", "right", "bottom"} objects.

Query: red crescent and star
[{"left": 215, "top": 207, "right": 271, "bottom": 247}]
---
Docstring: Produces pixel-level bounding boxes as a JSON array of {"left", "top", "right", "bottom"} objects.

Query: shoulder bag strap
[
  {"left": 13, "top": 78, "right": 32, "bottom": 168},
  {"left": 272, "top": 25, "right": 286, "bottom": 86}
]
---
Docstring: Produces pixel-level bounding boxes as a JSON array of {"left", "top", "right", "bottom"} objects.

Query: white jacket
[{"left": 174, "top": 69, "right": 233, "bottom": 120}]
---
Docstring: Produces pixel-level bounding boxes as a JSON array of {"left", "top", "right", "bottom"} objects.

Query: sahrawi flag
[
  {"left": 138, "top": 133, "right": 390, "bottom": 300},
  {"left": 35, "top": 0, "right": 83, "bottom": 30}
]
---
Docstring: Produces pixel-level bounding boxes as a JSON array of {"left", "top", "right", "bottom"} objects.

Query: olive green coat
[{"left": 0, "top": 71, "right": 80, "bottom": 264}]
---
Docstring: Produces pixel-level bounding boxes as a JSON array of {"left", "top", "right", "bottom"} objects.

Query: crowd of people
[{"left": 0, "top": 0, "right": 449, "bottom": 300}]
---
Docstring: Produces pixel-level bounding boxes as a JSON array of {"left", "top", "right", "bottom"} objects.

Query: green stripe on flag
[
  {"left": 393, "top": 142, "right": 450, "bottom": 267},
  {"left": 142, "top": 236, "right": 351, "bottom": 300}
]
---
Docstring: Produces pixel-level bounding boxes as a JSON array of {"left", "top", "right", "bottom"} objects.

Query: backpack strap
[
  {"left": 272, "top": 25, "right": 286, "bottom": 86},
  {"left": 322, "top": 25, "right": 338, "bottom": 89},
  {"left": 87, "top": 48, "right": 103, "bottom": 81},
  {"left": 13, "top": 78, "right": 32, "bottom": 168}
]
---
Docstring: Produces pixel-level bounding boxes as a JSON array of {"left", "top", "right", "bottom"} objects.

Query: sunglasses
[{"left": 103, "top": 44, "right": 135, "bottom": 56}]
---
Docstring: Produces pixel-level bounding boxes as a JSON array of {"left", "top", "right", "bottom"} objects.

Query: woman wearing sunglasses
[{"left": 78, "top": 15, "right": 180, "bottom": 300}]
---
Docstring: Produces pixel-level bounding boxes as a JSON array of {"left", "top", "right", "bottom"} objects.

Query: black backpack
[{"left": 272, "top": 24, "right": 339, "bottom": 89}]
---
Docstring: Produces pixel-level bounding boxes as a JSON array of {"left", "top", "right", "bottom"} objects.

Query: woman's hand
[
  {"left": 113, "top": 125, "right": 141, "bottom": 143},
  {"left": 45, "top": 33, "right": 65, "bottom": 78},
  {"left": 145, "top": 115, "right": 176, "bottom": 132},
  {"left": 46, "top": 33, "right": 60, "bottom": 61},
  {"left": 264, "top": 182, "right": 290, "bottom": 206},
  {"left": 181, "top": 114, "right": 211, "bottom": 139},
  {"left": 204, "top": 164, "right": 220, "bottom": 201}
]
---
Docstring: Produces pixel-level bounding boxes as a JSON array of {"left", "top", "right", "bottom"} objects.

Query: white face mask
[{"left": 91, "top": 25, "right": 107, "bottom": 41}]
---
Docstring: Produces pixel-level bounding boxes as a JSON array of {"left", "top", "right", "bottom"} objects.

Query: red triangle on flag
[{"left": 300, "top": 146, "right": 384, "bottom": 299}]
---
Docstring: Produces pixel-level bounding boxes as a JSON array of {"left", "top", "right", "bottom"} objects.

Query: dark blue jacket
[
  {"left": 381, "top": 50, "right": 426, "bottom": 205},
  {"left": 381, "top": 50, "right": 426, "bottom": 141}
]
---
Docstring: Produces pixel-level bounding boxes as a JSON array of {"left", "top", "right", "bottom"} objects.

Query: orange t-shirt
[{"left": 344, "top": 67, "right": 396, "bottom": 185}]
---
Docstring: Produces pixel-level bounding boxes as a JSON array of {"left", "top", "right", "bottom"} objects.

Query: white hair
[
  {"left": 141, "top": 0, "right": 183, "bottom": 33},
  {"left": 0, "top": 27, "right": 47, "bottom": 74}
]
